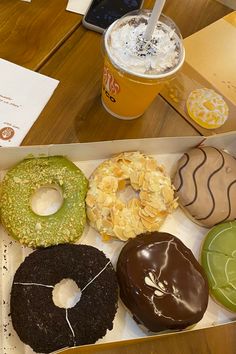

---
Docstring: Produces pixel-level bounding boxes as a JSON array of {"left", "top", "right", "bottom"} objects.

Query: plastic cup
[{"left": 101, "top": 10, "right": 185, "bottom": 120}]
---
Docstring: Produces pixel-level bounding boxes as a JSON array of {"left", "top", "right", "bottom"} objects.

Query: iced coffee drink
[{"left": 102, "top": 10, "right": 185, "bottom": 119}]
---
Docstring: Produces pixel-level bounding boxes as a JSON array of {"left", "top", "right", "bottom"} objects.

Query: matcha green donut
[
  {"left": 201, "top": 221, "right": 236, "bottom": 312},
  {"left": 1, "top": 156, "right": 88, "bottom": 248}
]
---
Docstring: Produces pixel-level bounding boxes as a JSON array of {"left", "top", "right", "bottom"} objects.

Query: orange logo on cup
[
  {"left": 0, "top": 126, "right": 15, "bottom": 140},
  {"left": 103, "top": 66, "right": 120, "bottom": 95}
]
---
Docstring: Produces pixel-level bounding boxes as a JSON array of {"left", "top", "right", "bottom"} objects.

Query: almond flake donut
[
  {"left": 186, "top": 88, "right": 229, "bottom": 129},
  {"left": 1, "top": 156, "right": 88, "bottom": 248},
  {"left": 86, "top": 152, "right": 178, "bottom": 241}
]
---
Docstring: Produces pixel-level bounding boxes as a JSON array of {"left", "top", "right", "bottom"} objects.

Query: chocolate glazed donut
[
  {"left": 10, "top": 244, "right": 118, "bottom": 353},
  {"left": 117, "top": 232, "right": 209, "bottom": 332}
]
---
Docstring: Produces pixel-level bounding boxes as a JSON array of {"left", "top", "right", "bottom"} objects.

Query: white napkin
[
  {"left": 0, "top": 59, "right": 59, "bottom": 147},
  {"left": 21, "top": 0, "right": 92, "bottom": 14},
  {"left": 66, "top": 0, "right": 93, "bottom": 15}
]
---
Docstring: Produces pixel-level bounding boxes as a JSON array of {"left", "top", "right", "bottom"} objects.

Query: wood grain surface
[
  {"left": 22, "top": 0, "right": 232, "bottom": 145},
  {"left": 0, "top": 2, "right": 235, "bottom": 354},
  {"left": 0, "top": 0, "right": 82, "bottom": 70},
  {"left": 58, "top": 322, "right": 236, "bottom": 354},
  {"left": 22, "top": 26, "right": 199, "bottom": 145}
]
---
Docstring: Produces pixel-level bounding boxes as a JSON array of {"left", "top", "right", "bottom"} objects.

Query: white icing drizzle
[
  {"left": 144, "top": 238, "right": 201, "bottom": 319},
  {"left": 154, "top": 239, "right": 172, "bottom": 281},
  {"left": 14, "top": 282, "right": 54, "bottom": 288},
  {"left": 63, "top": 260, "right": 111, "bottom": 344},
  {"left": 65, "top": 308, "right": 76, "bottom": 346},
  {"left": 14, "top": 259, "right": 112, "bottom": 345},
  {"left": 225, "top": 258, "right": 230, "bottom": 281},
  {"left": 81, "top": 260, "right": 111, "bottom": 293},
  {"left": 218, "top": 288, "right": 236, "bottom": 305},
  {"left": 145, "top": 294, "right": 180, "bottom": 322},
  {"left": 208, "top": 222, "right": 234, "bottom": 252}
]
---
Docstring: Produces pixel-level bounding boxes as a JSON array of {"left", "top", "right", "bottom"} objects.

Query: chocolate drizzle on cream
[
  {"left": 174, "top": 146, "right": 236, "bottom": 227},
  {"left": 184, "top": 148, "right": 207, "bottom": 207},
  {"left": 221, "top": 180, "right": 236, "bottom": 223},
  {"left": 196, "top": 148, "right": 224, "bottom": 221},
  {"left": 117, "top": 232, "right": 209, "bottom": 332},
  {"left": 175, "top": 153, "right": 189, "bottom": 192}
]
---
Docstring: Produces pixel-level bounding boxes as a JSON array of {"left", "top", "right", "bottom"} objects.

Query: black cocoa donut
[
  {"left": 117, "top": 232, "right": 209, "bottom": 332},
  {"left": 10, "top": 244, "right": 118, "bottom": 353}
]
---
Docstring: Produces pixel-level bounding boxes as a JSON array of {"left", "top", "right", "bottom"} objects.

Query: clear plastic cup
[{"left": 101, "top": 10, "right": 185, "bottom": 120}]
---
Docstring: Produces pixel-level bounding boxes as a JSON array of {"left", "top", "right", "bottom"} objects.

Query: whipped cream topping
[{"left": 106, "top": 15, "right": 183, "bottom": 77}]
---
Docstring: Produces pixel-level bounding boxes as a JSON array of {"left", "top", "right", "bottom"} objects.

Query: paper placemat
[
  {"left": 66, "top": 0, "right": 92, "bottom": 15},
  {"left": 0, "top": 59, "right": 59, "bottom": 147}
]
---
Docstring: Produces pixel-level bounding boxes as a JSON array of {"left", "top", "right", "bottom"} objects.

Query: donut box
[{"left": 0, "top": 132, "right": 236, "bottom": 354}]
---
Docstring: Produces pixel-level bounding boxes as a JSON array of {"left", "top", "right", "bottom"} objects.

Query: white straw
[{"left": 144, "top": 0, "right": 166, "bottom": 41}]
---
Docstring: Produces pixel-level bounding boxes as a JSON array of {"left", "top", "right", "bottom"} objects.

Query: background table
[
  {"left": 0, "top": 1, "right": 235, "bottom": 354},
  {"left": 0, "top": 0, "right": 232, "bottom": 144}
]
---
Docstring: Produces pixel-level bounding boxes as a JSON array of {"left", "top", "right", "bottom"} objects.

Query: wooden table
[{"left": 0, "top": 1, "right": 235, "bottom": 354}]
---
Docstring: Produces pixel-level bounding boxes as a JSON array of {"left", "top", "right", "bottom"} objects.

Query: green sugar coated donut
[
  {"left": 1, "top": 156, "right": 88, "bottom": 248},
  {"left": 201, "top": 221, "right": 236, "bottom": 312}
]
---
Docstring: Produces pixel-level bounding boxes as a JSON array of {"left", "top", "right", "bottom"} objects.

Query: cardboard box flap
[
  {"left": 0, "top": 131, "right": 236, "bottom": 171},
  {"left": 184, "top": 11, "right": 236, "bottom": 106}
]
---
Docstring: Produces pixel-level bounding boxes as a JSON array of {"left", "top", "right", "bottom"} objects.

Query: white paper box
[{"left": 0, "top": 132, "right": 236, "bottom": 354}]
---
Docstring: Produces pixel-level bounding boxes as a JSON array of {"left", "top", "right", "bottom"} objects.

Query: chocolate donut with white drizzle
[
  {"left": 10, "top": 244, "right": 118, "bottom": 353},
  {"left": 117, "top": 232, "right": 208, "bottom": 332},
  {"left": 173, "top": 146, "right": 236, "bottom": 227}
]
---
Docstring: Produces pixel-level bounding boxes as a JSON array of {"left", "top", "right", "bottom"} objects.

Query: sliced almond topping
[
  {"left": 162, "top": 185, "right": 174, "bottom": 204},
  {"left": 97, "top": 192, "right": 106, "bottom": 204},
  {"left": 86, "top": 208, "right": 97, "bottom": 223},
  {"left": 113, "top": 225, "right": 127, "bottom": 241},
  {"left": 86, "top": 151, "right": 177, "bottom": 241},
  {"left": 85, "top": 193, "right": 96, "bottom": 207},
  {"left": 118, "top": 179, "right": 126, "bottom": 190},
  {"left": 98, "top": 176, "right": 118, "bottom": 193},
  {"left": 101, "top": 233, "right": 112, "bottom": 242},
  {"left": 128, "top": 198, "right": 140, "bottom": 209},
  {"left": 123, "top": 229, "right": 136, "bottom": 239},
  {"left": 146, "top": 158, "right": 157, "bottom": 171},
  {"left": 101, "top": 219, "right": 113, "bottom": 229}
]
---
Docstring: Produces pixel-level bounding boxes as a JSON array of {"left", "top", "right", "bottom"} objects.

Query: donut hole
[
  {"left": 117, "top": 180, "right": 139, "bottom": 203},
  {"left": 31, "top": 185, "right": 64, "bottom": 216},
  {"left": 52, "top": 278, "right": 81, "bottom": 309}
]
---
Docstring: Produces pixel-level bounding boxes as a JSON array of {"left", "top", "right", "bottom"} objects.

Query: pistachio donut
[
  {"left": 1, "top": 156, "right": 88, "bottom": 248},
  {"left": 86, "top": 151, "right": 178, "bottom": 241}
]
